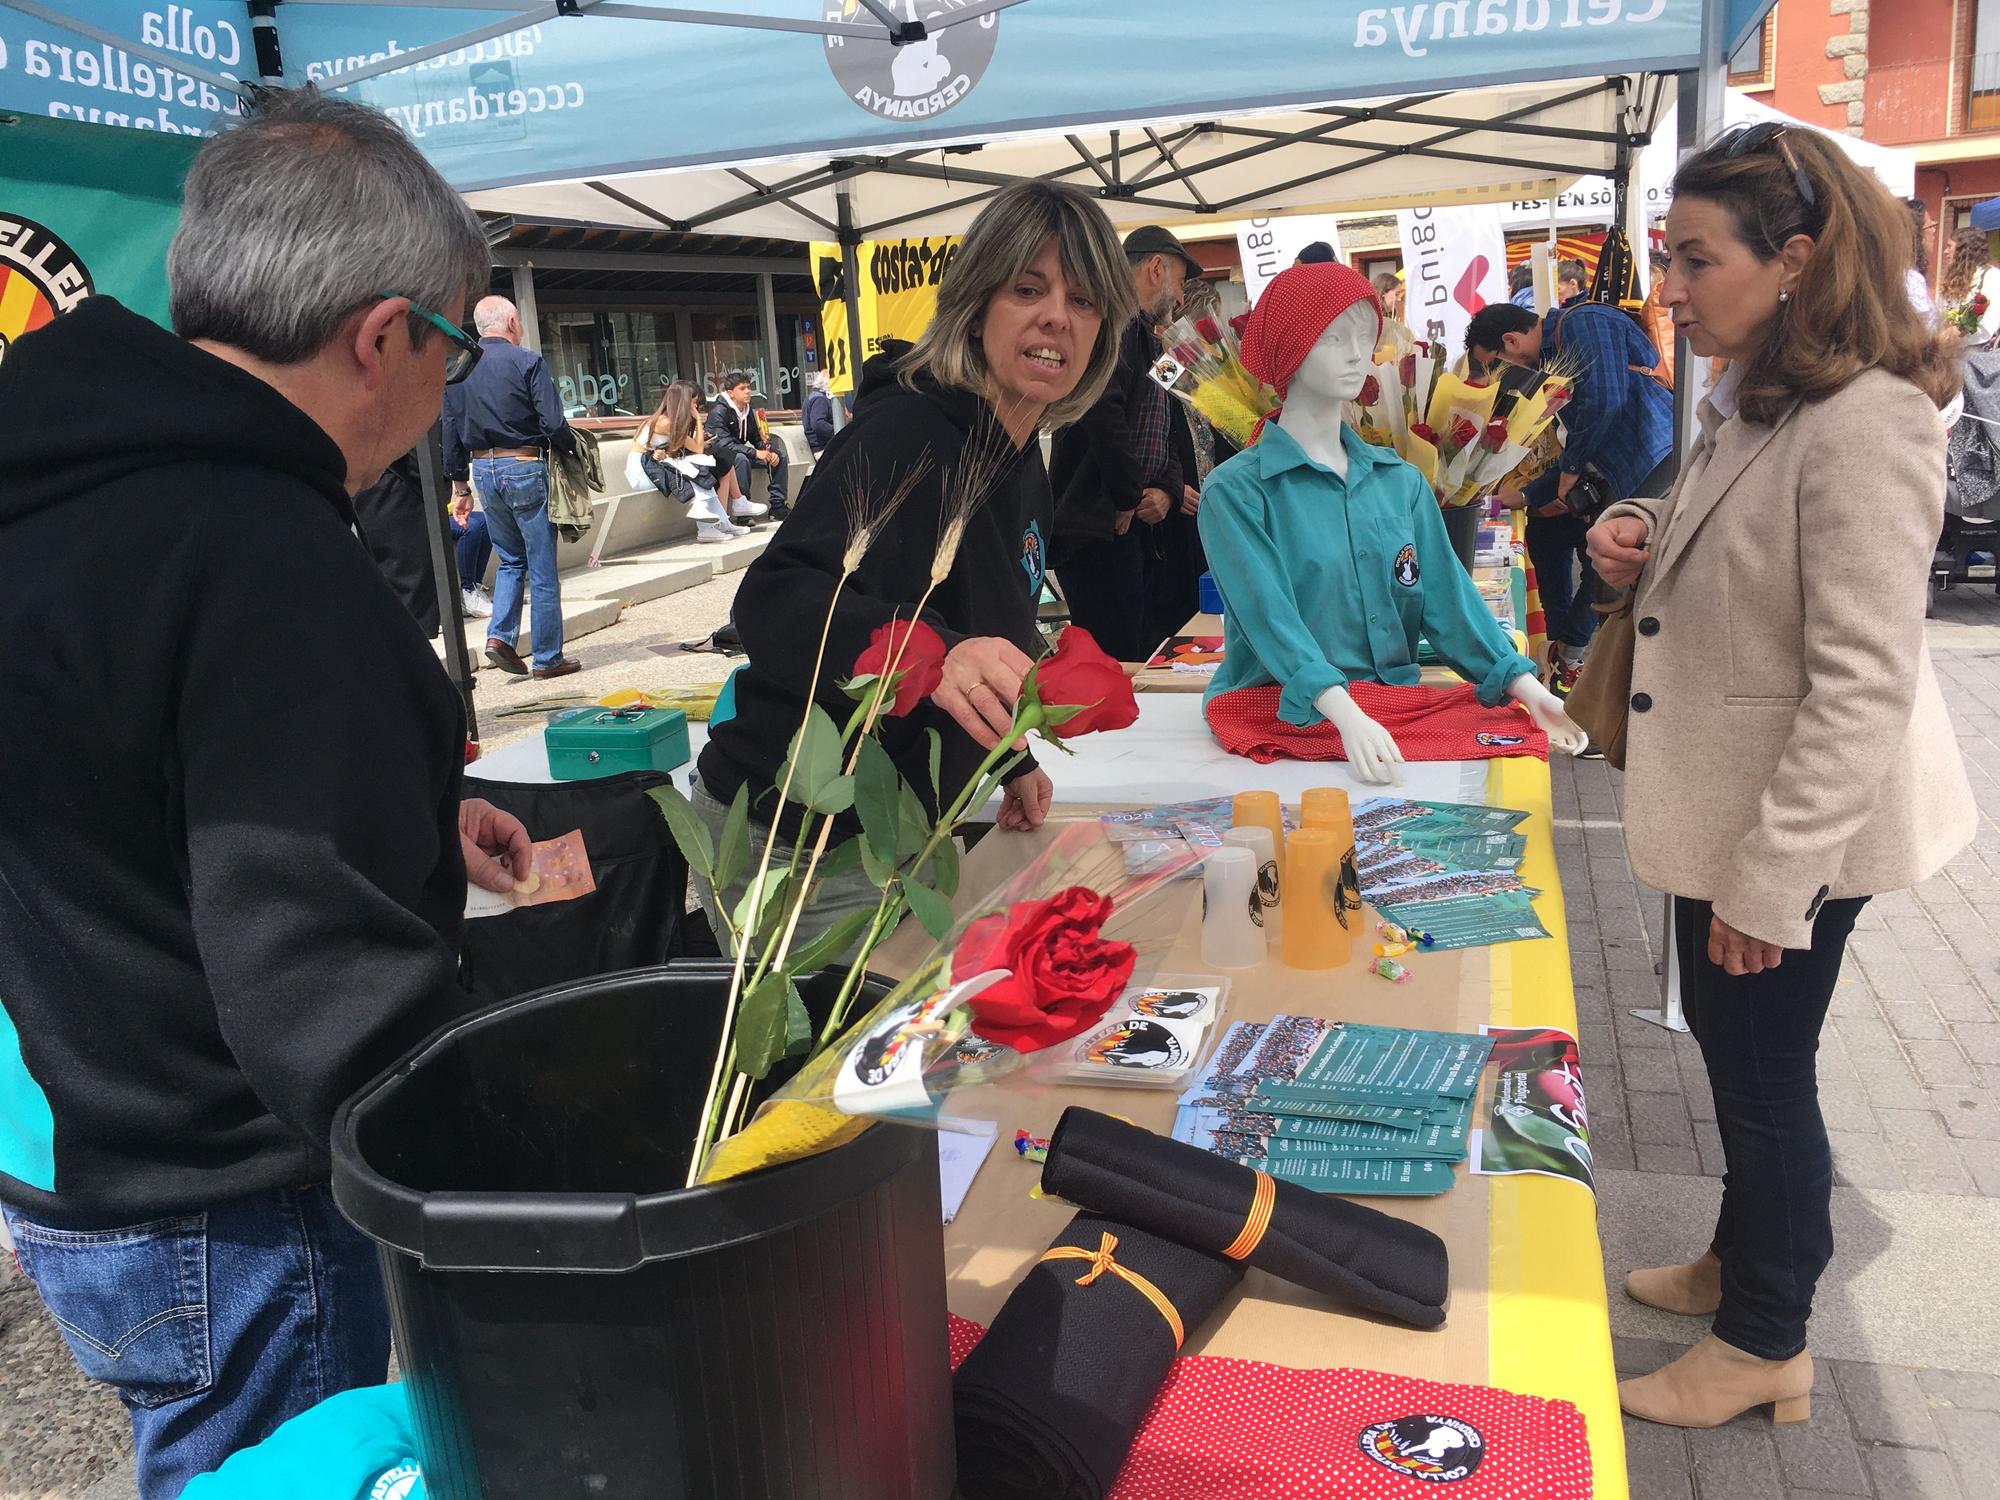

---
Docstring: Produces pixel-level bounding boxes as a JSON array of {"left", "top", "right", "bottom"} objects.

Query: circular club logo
[
  {"left": 825, "top": 0, "right": 999, "bottom": 122},
  {"left": 1082, "top": 1018, "right": 1186, "bottom": 1071},
  {"left": 0, "top": 215, "right": 93, "bottom": 368},
  {"left": 1359, "top": 1414, "right": 1486, "bottom": 1483},
  {"left": 1393, "top": 543, "right": 1420, "bottom": 587}
]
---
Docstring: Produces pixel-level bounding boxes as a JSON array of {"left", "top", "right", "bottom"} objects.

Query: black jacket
[
  {"left": 704, "top": 395, "right": 768, "bottom": 469},
  {"left": 0, "top": 299, "right": 469, "bottom": 1226},
  {"left": 1049, "top": 315, "right": 1157, "bottom": 562},
  {"left": 698, "top": 357, "right": 1043, "bottom": 840}
]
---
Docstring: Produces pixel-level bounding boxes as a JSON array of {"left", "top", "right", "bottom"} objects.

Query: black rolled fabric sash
[
  {"left": 953, "top": 1211, "right": 1242, "bottom": 1500},
  {"left": 1041, "top": 1106, "right": 1450, "bottom": 1329}
]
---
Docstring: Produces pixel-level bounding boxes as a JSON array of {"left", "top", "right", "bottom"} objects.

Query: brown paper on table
[{"left": 872, "top": 811, "right": 1493, "bottom": 1388}]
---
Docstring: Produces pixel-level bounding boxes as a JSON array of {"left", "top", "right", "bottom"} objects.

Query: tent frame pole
[
  {"left": 837, "top": 181, "right": 866, "bottom": 393},
  {"left": 415, "top": 425, "right": 480, "bottom": 747},
  {"left": 1634, "top": 0, "right": 1730, "bottom": 1041}
]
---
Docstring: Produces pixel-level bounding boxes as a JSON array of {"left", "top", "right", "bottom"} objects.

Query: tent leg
[
  {"left": 1631, "top": 894, "right": 1690, "bottom": 1034},
  {"left": 512, "top": 264, "right": 541, "bottom": 354},
  {"left": 837, "top": 182, "right": 866, "bottom": 390},
  {"left": 417, "top": 425, "right": 479, "bottom": 746},
  {"left": 758, "top": 271, "right": 782, "bottom": 403}
]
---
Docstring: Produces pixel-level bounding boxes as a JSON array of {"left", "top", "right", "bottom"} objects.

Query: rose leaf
[
  {"left": 901, "top": 877, "right": 955, "bottom": 940},
  {"left": 646, "top": 784, "right": 714, "bottom": 883}
]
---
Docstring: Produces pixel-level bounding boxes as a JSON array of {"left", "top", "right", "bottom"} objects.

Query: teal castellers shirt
[{"left": 1196, "top": 420, "right": 1535, "bottom": 723}]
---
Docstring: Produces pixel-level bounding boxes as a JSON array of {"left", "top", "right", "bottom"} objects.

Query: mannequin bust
[{"left": 1204, "top": 266, "right": 1586, "bottom": 783}]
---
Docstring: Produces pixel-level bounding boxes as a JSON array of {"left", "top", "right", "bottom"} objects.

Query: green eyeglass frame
[{"left": 378, "top": 293, "right": 483, "bottom": 384}]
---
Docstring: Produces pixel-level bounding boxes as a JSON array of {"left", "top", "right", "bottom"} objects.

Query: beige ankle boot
[
  {"left": 1625, "top": 1250, "right": 1723, "bottom": 1316},
  {"left": 1619, "top": 1334, "right": 1813, "bottom": 1428}
]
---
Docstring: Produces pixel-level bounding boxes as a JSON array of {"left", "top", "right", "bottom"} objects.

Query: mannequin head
[
  {"left": 1287, "top": 302, "right": 1378, "bottom": 403},
  {"left": 1240, "top": 261, "right": 1382, "bottom": 399}
]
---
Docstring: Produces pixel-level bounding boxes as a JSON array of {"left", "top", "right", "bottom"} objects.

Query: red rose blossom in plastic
[{"left": 951, "top": 887, "right": 1138, "bottom": 1051}]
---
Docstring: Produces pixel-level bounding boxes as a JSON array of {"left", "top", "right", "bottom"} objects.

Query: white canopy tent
[{"left": 465, "top": 75, "right": 1667, "bottom": 241}]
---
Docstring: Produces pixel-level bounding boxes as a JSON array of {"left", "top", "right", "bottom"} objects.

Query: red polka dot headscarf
[{"left": 1240, "top": 262, "right": 1384, "bottom": 400}]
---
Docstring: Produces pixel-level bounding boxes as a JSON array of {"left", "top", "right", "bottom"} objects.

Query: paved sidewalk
[
  {"left": 5, "top": 586, "right": 1999, "bottom": 1499},
  {"left": 1576, "top": 584, "right": 2000, "bottom": 1500}
]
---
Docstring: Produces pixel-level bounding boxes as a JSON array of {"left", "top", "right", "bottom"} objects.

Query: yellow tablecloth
[{"left": 877, "top": 753, "right": 1624, "bottom": 1498}]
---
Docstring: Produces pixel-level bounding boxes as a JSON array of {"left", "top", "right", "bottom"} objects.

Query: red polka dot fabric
[
  {"left": 948, "top": 1314, "right": 1592, "bottom": 1500},
  {"left": 1205, "top": 683, "right": 1550, "bottom": 766}
]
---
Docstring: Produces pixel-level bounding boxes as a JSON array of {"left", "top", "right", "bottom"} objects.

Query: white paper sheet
[{"left": 937, "top": 1119, "right": 999, "bottom": 1225}]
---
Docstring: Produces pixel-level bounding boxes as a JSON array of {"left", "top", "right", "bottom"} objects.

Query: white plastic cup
[
  {"left": 1222, "top": 825, "right": 1282, "bottom": 942},
  {"left": 1201, "top": 846, "right": 1267, "bottom": 970}
]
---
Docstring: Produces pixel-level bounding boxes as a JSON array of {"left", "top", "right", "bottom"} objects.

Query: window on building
[
  {"left": 1727, "top": 14, "right": 1775, "bottom": 90},
  {"left": 689, "top": 312, "right": 817, "bottom": 408},
  {"left": 1974, "top": 0, "right": 2000, "bottom": 130},
  {"left": 537, "top": 310, "right": 679, "bottom": 418}
]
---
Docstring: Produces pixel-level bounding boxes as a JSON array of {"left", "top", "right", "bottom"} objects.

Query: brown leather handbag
[{"left": 1564, "top": 593, "right": 1636, "bottom": 770}]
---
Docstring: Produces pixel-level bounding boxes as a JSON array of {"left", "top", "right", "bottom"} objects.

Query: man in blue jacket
[{"left": 1469, "top": 301, "right": 1675, "bottom": 694}]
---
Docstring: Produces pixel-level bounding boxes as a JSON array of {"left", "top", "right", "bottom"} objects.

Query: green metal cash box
[{"left": 543, "top": 706, "right": 690, "bottom": 781}]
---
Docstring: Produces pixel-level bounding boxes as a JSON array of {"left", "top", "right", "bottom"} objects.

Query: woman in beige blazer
[{"left": 1588, "top": 126, "right": 1973, "bottom": 1430}]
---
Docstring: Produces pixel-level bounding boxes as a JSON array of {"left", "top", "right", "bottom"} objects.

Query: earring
[{"left": 1779, "top": 288, "right": 1792, "bottom": 304}]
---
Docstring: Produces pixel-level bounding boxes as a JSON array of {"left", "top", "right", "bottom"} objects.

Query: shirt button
[
  {"left": 1369, "top": 613, "right": 1380, "bottom": 624},
  {"left": 1637, "top": 616, "right": 1660, "bottom": 637},
  {"left": 1630, "top": 692, "right": 1653, "bottom": 713}
]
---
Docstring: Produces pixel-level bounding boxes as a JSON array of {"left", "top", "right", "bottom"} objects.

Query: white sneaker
[
  {"left": 460, "top": 587, "right": 492, "bottom": 618},
  {"left": 686, "top": 491, "right": 728, "bottom": 525},
  {"left": 729, "top": 495, "right": 770, "bottom": 519},
  {"left": 695, "top": 521, "right": 734, "bottom": 544}
]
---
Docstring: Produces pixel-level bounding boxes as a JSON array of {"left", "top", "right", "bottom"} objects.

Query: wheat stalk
[{"left": 841, "top": 450, "right": 932, "bottom": 575}]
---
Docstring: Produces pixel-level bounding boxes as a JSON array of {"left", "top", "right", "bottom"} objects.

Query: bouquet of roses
[
  {"left": 1950, "top": 290, "right": 1991, "bottom": 338},
  {"left": 1351, "top": 346, "right": 1574, "bottom": 507},
  {"left": 1151, "top": 311, "right": 1277, "bottom": 449}
]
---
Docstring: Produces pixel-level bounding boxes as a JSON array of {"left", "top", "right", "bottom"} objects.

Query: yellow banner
[{"left": 812, "top": 234, "right": 960, "bottom": 395}]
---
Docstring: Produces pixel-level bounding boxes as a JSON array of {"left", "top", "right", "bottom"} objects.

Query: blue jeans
[
  {"left": 473, "top": 456, "right": 564, "bottom": 668},
  {"left": 450, "top": 509, "right": 491, "bottom": 590},
  {"left": 3, "top": 1186, "right": 391, "bottom": 1499},
  {"left": 1676, "top": 894, "right": 1869, "bottom": 1360},
  {"left": 1524, "top": 513, "right": 1600, "bottom": 655}
]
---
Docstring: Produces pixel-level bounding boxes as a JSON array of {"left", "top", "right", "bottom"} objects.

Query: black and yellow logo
[{"left": 0, "top": 215, "right": 92, "bottom": 367}]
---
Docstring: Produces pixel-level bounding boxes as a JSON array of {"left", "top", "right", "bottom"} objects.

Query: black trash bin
[{"left": 331, "top": 961, "right": 953, "bottom": 1500}]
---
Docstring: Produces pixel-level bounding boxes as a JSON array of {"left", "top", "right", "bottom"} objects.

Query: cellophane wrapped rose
[{"left": 951, "top": 888, "right": 1138, "bottom": 1051}]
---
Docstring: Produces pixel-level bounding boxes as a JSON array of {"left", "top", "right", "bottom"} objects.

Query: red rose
[
  {"left": 1542, "top": 383, "right": 1571, "bottom": 414},
  {"left": 851, "top": 618, "right": 947, "bottom": 717},
  {"left": 1450, "top": 415, "right": 1480, "bottom": 449},
  {"left": 1481, "top": 418, "right": 1509, "bottom": 453},
  {"left": 1195, "top": 315, "right": 1225, "bottom": 344},
  {"left": 1357, "top": 374, "right": 1382, "bottom": 407},
  {"left": 1410, "top": 421, "right": 1440, "bottom": 445},
  {"left": 1228, "top": 312, "right": 1251, "bottom": 338},
  {"left": 1398, "top": 352, "right": 1418, "bottom": 386},
  {"left": 1976, "top": 293, "right": 1991, "bottom": 317},
  {"left": 951, "top": 887, "right": 1138, "bottom": 1051},
  {"left": 1029, "top": 625, "right": 1139, "bottom": 737}
]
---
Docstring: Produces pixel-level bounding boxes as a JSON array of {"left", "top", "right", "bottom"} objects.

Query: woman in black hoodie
[{"left": 692, "top": 181, "right": 1138, "bottom": 940}]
